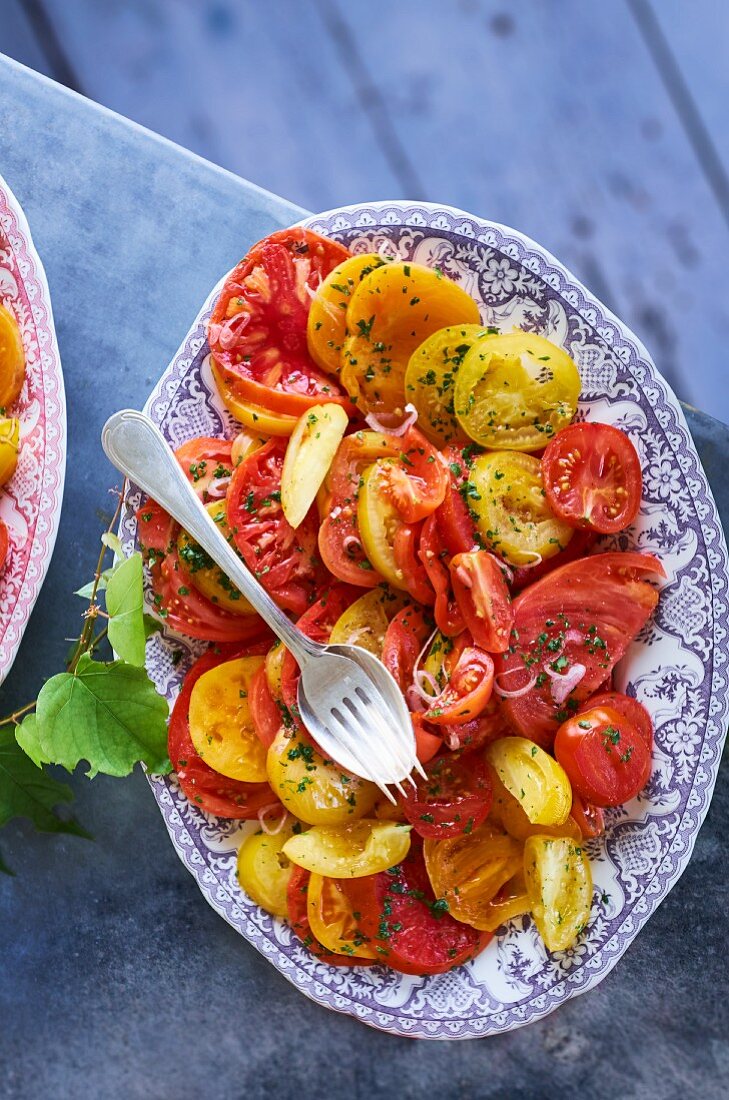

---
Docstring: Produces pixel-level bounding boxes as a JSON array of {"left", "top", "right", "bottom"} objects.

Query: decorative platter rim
[
  {"left": 120, "top": 200, "right": 729, "bottom": 1040},
  {"left": 0, "top": 172, "right": 66, "bottom": 686}
]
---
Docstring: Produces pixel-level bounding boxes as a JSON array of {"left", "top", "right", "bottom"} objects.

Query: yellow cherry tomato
[
  {"left": 0, "top": 417, "right": 20, "bottom": 487},
  {"left": 212, "top": 361, "right": 298, "bottom": 436},
  {"left": 236, "top": 821, "right": 297, "bottom": 918},
  {"left": 0, "top": 303, "right": 25, "bottom": 410},
  {"left": 357, "top": 459, "right": 406, "bottom": 590},
  {"left": 283, "top": 819, "right": 411, "bottom": 878},
  {"left": 177, "top": 500, "right": 255, "bottom": 614},
  {"left": 469, "top": 450, "right": 574, "bottom": 566},
  {"left": 231, "top": 428, "right": 267, "bottom": 466},
  {"left": 306, "top": 253, "right": 385, "bottom": 376},
  {"left": 490, "top": 772, "right": 581, "bottom": 842},
  {"left": 266, "top": 726, "right": 377, "bottom": 825},
  {"left": 281, "top": 403, "right": 349, "bottom": 529},
  {"left": 472, "top": 870, "right": 532, "bottom": 933},
  {"left": 189, "top": 656, "right": 268, "bottom": 781},
  {"left": 524, "top": 835, "right": 593, "bottom": 951},
  {"left": 307, "top": 874, "right": 378, "bottom": 959},
  {"left": 404, "top": 324, "right": 496, "bottom": 446},
  {"left": 485, "top": 737, "right": 572, "bottom": 826},
  {"left": 342, "top": 261, "right": 481, "bottom": 421},
  {"left": 265, "top": 641, "right": 286, "bottom": 700},
  {"left": 454, "top": 330, "right": 581, "bottom": 451},
  {"left": 329, "top": 587, "right": 407, "bottom": 655},
  {"left": 423, "top": 820, "right": 523, "bottom": 931}
]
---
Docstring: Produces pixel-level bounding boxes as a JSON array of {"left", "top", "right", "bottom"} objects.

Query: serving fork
[{"left": 102, "top": 409, "right": 424, "bottom": 801}]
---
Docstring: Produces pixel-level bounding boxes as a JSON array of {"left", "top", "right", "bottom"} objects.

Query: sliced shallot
[
  {"left": 364, "top": 403, "right": 418, "bottom": 437},
  {"left": 546, "top": 662, "right": 587, "bottom": 705},
  {"left": 257, "top": 804, "right": 289, "bottom": 836}
]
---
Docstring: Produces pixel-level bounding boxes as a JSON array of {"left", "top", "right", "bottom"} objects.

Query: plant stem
[{"left": 0, "top": 699, "right": 37, "bottom": 726}]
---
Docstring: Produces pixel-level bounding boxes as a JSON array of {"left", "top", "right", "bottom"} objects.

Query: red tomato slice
[
  {"left": 450, "top": 550, "right": 513, "bottom": 653},
  {"left": 207, "top": 228, "right": 353, "bottom": 416},
  {"left": 510, "top": 528, "right": 597, "bottom": 592},
  {"left": 380, "top": 427, "right": 448, "bottom": 523},
  {"left": 418, "top": 514, "right": 466, "bottom": 636},
  {"left": 393, "top": 523, "right": 435, "bottom": 605},
  {"left": 174, "top": 437, "right": 234, "bottom": 503},
  {"left": 0, "top": 518, "right": 10, "bottom": 572},
  {"left": 422, "top": 646, "right": 495, "bottom": 725},
  {"left": 580, "top": 690, "right": 653, "bottom": 751},
  {"left": 494, "top": 552, "right": 664, "bottom": 748},
  {"left": 347, "top": 838, "right": 491, "bottom": 974},
  {"left": 400, "top": 751, "right": 492, "bottom": 838},
  {"left": 227, "top": 437, "right": 329, "bottom": 615},
  {"left": 168, "top": 647, "right": 276, "bottom": 818},
  {"left": 411, "top": 713, "right": 443, "bottom": 763},
  {"left": 382, "top": 604, "right": 434, "bottom": 694},
  {"left": 248, "top": 664, "right": 281, "bottom": 749},
  {"left": 286, "top": 865, "right": 373, "bottom": 967},
  {"left": 542, "top": 422, "right": 642, "bottom": 534},
  {"left": 435, "top": 443, "right": 482, "bottom": 556},
  {"left": 554, "top": 704, "right": 652, "bottom": 806},
  {"left": 440, "top": 694, "right": 513, "bottom": 752},
  {"left": 570, "top": 791, "right": 606, "bottom": 839}
]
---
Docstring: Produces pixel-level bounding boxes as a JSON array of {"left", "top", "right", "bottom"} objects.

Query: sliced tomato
[
  {"left": 418, "top": 514, "right": 466, "bottom": 636},
  {"left": 510, "top": 528, "right": 597, "bottom": 592},
  {"left": 494, "top": 552, "right": 664, "bottom": 747},
  {"left": 286, "top": 865, "right": 372, "bottom": 967},
  {"left": 174, "top": 437, "right": 234, "bottom": 503},
  {"left": 168, "top": 647, "right": 276, "bottom": 818},
  {"left": 411, "top": 713, "right": 443, "bottom": 763},
  {"left": 570, "top": 791, "right": 606, "bottom": 839},
  {"left": 378, "top": 426, "right": 448, "bottom": 523},
  {"left": 393, "top": 522, "right": 435, "bottom": 605},
  {"left": 0, "top": 519, "right": 9, "bottom": 572},
  {"left": 346, "top": 838, "right": 491, "bottom": 974},
  {"left": 400, "top": 751, "right": 492, "bottom": 838},
  {"left": 554, "top": 704, "right": 652, "bottom": 806},
  {"left": 227, "top": 437, "right": 329, "bottom": 615},
  {"left": 450, "top": 550, "right": 513, "bottom": 653},
  {"left": 422, "top": 646, "right": 495, "bottom": 725},
  {"left": 440, "top": 694, "right": 513, "bottom": 752},
  {"left": 436, "top": 443, "right": 482, "bottom": 556},
  {"left": 248, "top": 664, "right": 281, "bottom": 749},
  {"left": 542, "top": 422, "right": 642, "bottom": 534},
  {"left": 382, "top": 604, "right": 434, "bottom": 693},
  {"left": 207, "top": 228, "right": 353, "bottom": 416},
  {"left": 580, "top": 690, "right": 653, "bottom": 751}
]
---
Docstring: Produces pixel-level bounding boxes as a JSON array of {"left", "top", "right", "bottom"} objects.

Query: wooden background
[{"left": 3, "top": 0, "right": 728, "bottom": 419}]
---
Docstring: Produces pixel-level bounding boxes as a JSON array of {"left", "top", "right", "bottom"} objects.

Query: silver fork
[{"left": 101, "top": 409, "right": 425, "bottom": 801}]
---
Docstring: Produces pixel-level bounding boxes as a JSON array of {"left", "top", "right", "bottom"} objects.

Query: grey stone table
[{"left": 0, "top": 55, "right": 727, "bottom": 1100}]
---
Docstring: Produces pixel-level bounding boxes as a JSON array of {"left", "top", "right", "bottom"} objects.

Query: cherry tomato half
[
  {"left": 400, "top": 751, "right": 492, "bottom": 838},
  {"left": 422, "top": 646, "right": 495, "bottom": 726},
  {"left": 450, "top": 550, "right": 513, "bottom": 654},
  {"left": 554, "top": 705, "right": 652, "bottom": 807},
  {"left": 286, "top": 865, "right": 372, "bottom": 967},
  {"left": 580, "top": 690, "right": 653, "bottom": 751}
]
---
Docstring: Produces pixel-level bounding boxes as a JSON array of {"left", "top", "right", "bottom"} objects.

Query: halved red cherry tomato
[
  {"left": 494, "top": 552, "right": 664, "bottom": 747},
  {"left": 207, "top": 228, "right": 353, "bottom": 417},
  {"left": 168, "top": 647, "right": 276, "bottom": 818},
  {"left": 286, "top": 865, "right": 372, "bottom": 967},
  {"left": 248, "top": 664, "right": 281, "bottom": 750},
  {"left": 510, "top": 528, "right": 597, "bottom": 592},
  {"left": 379, "top": 427, "right": 448, "bottom": 523},
  {"left": 382, "top": 604, "right": 434, "bottom": 694},
  {"left": 554, "top": 704, "right": 652, "bottom": 806},
  {"left": 411, "top": 713, "right": 443, "bottom": 763},
  {"left": 418, "top": 514, "right": 465, "bottom": 636},
  {"left": 400, "top": 751, "right": 492, "bottom": 838},
  {"left": 393, "top": 523, "right": 435, "bottom": 605},
  {"left": 580, "top": 690, "right": 653, "bottom": 751},
  {"left": 570, "top": 791, "right": 606, "bottom": 839},
  {"left": 542, "top": 422, "right": 642, "bottom": 534},
  {"left": 422, "top": 646, "right": 495, "bottom": 726},
  {"left": 346, "top": 838, "right": 491, "bottom": 974},
  {"left": 450, "top": 550, "right": 513, "bottom": 653},
  {"left": 227, "top": 437, "right": 329, "bottom": 615}
]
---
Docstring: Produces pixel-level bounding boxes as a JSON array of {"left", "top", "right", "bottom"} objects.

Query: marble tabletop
[{"left": 0, "top": 54, "right": 726, "bottom": 1100}]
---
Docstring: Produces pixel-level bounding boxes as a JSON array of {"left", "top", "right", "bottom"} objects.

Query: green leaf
[
  {"left": 106, "top": 553, "right": 146, "bottom": 666},
  {"left": 0, "top": 722, "right": 89, "bottom": 838},
  {"left": 19, "top": 654, "right": 170, "bottom": 778},
  {"left": 74, "top": 566, "right": 116, "bottom": 599}
]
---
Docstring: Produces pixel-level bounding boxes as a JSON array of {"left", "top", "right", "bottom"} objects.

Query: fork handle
[{"left": 101, "top": 409, "right": 319, "bottom": 665}]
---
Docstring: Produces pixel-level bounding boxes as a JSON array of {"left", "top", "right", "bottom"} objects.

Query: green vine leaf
[
  {"left": 106, "top": 552, "right": 146, "bottom": 666},
  {"left": 0, "top": 723, "right": 90, "bottom": 846},
  {"left": 74, "top": 566, "right": 116, "bottom": 599},
  {"left": 17, "top": 654, "right": 171, "bottom": 778}
]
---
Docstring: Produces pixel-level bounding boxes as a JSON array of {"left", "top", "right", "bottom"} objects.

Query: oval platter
[
  {"left": 0, "top": 173, "right": 66, "bottom": 684},
  {"left": 119, "top": 201, "right": 729, "bottom": 1039}
]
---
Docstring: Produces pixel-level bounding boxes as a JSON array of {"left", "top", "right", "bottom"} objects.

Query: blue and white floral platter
[{"left": 119, "top": 201, "right": 729, "bottom": 1040}]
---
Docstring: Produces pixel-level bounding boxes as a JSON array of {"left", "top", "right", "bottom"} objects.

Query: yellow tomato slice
[
  {"left": 485, "top": 737, "right": 572, "bottom": 826},
  {"left": 0, "top": 303, "right": 25, "bottom": 410},
  {"left": 189, "top": 656, "right": 268, "bottom": 781},
  {"left": 236, "top": 821, "right": 297, "bottom": 918},
  {"left": 523, "top": 835, "right": 593, "bottom": 951},
  {"left": 329, "top": 587, "right": 407, "bottom": 655},
  {"left": 342, "top": 261, "right": 481, "bottom": 421},
  {"left": 469, "top": 450, "right": 574, "bottom": 566},
  {"left": 423, "top": 820, "right": 523, "bottom": 930},
  {"left": 306, "top": 253, "right": 385, "bottom": 376},
  {"left": 404, "top": 324, "right": 495, "bottom": 446},
  {"left": 283, "top": 820, "right": 411, "bottom": 878},
  {"left": 357, "top": 459, "right": 406, "bottom": 590},
  {"left": 212, "top": 361, "right": 298, "bottom": 436},
  {"left": 177, "top": 500, "right": 255, "bottom": 614},
  {"left": 307, "top": 874, "right": 378, "bottom": 959},
  {"left": 490, "top": 772, "right": 581, "bottom": 842},
  {"left": 266, "top": 726, "right": 377, "bottom": 825},
  {"left": 281, "top": 403, "right": 349, "bottom": 529},
  {"left": 265, "top": 641, "right": 286, "bottom": 700},
  {"left": 472, "top": 870, "right": 532, "bottom": 933},
  {"left": 0, "top": 417, "right": 20, "bottom": 486},
  {"left": 454, "top": 331, "right": 581, "bottom": 451},
  {"left": 231, "top": 428, "right": 267, "bottom": 465}
]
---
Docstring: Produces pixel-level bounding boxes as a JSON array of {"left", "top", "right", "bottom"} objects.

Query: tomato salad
[{"left": 138, "top": 227, "right": 663, "bottom": 972}]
